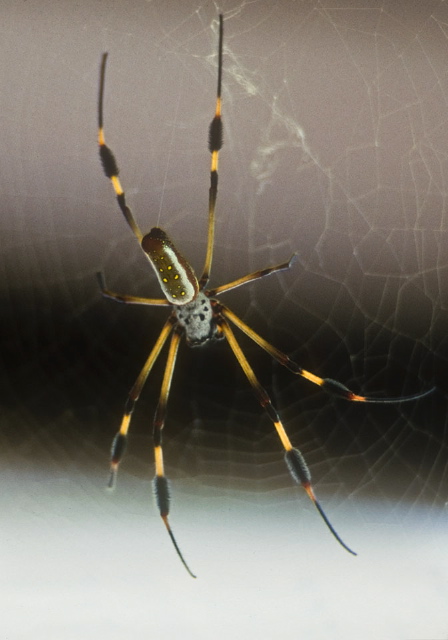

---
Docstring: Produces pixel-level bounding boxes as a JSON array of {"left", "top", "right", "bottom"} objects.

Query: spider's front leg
[
  {"left": 220, "top": 304, "right": 435, "bottom": 404},
  {"left": 107, "top": 315, "right": 176, "bottom": 488},
  {"left": 215, "top": 309, "right": 357, "bottom": 556},
  {"left": 152, "top": 327, "right": 197, "bottom": 578}
]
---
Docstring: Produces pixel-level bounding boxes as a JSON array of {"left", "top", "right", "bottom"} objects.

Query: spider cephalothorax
[{"left": 174, "top": 293, "right": 221, "bottom": 347}]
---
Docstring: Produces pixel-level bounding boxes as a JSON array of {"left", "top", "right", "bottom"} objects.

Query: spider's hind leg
[{"left": 98, "top": 52, "right": 143, "bottom": 242}]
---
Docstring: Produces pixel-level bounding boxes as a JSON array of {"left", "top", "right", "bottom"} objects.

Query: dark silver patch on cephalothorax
[{"left": 174, "top": 292, "right": 221, "bottom": 347}]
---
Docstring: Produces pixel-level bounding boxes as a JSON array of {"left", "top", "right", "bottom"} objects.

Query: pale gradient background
[{"left": 0, "top": 0, "right": 447, "bottom": 638}]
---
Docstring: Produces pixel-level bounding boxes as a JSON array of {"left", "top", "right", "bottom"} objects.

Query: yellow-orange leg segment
[
  {"left": 108, "top": 315, "right": 176, "bottom": 488},
  {"left": 97, "top": 272, "right": 169, "bottom": 307},
  {"left": 98, "top": 53, "right": 143, "bottom": 242},
  {"left": 207, "top": 254, "right": 297, "bottom": 297},
  {"left": 220, "top": 304, "right": 435, "bottom": 404},
  {"left": 218, "top": 315, "right": 357, "bottom": 556},
  {"left": 152, "top": 328, "right": 196, "bottom": 578},
  {"left": 199, "top": 14, "right": 223, "bottom": 289}
]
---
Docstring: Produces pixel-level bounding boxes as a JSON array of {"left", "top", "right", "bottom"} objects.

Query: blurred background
[{"left": 0, "top": 0, "right": 447, "bottom": 638}]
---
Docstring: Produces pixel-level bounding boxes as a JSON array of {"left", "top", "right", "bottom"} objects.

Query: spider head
[{"left": 174, "top": 292, "right": 223, "bottom": 347}]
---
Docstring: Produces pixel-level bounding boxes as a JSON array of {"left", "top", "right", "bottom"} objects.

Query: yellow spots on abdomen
[{"left": 141, "top": 227, "right": 199, "bottom": 305}]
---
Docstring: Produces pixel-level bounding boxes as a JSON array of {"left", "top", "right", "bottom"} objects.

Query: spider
[{"left": 97, "top": 15, "right": 434, "bottom": 578}]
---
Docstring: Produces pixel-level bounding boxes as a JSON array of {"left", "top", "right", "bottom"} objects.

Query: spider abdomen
[
  {"left": 141, "top": 227, "right": 199, "bottom": 305},
  {"left": 175, "top": 292, "right": 220, "bottom": 346}
]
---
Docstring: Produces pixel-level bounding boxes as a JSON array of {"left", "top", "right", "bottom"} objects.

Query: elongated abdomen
[{"left": 141, "top": 228, "right": 199, "bottom": 305}]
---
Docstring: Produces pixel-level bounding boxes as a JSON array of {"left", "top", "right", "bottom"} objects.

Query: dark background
[{"left": 0, "top": 1, "right": 447, "bottom": 638}]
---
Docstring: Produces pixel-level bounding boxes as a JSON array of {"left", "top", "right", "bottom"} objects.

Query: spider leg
[
  {"left": 97, "top": 272, "right": 169, "bottom": 306},
  {"left": 98, "top": 53, "right": 143, "bottom": 242},
  {"left": 220, "top": 303, "right": 435, "bottom": 403},
  {"left": 199, "top": 15, "right": 223, "bottom": 290},
  {"left": 207, "top": 253, "right": 297, "bottom": 297},
  {"left": 218, "top": 315, "right": 356, "bottom": 556},
  {"left": 152, "top": 328, "right": 197, "bottom": 578},
  {"left": 108, "top": 315, "right": 175, "bottom": 488}
]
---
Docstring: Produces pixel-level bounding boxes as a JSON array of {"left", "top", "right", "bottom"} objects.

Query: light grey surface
[{"left": 2, "top": 465, "right": 447, "bottom": 640}]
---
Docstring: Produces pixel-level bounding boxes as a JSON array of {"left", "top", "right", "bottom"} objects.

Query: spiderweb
[{"left": 0, "top": 1, "right": 447, "bottom": 638}]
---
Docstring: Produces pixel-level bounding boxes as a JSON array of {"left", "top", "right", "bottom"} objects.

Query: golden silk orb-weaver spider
[{"left": 97, "top": 15, "right": 434, "bottom": 578}]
